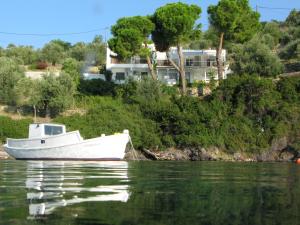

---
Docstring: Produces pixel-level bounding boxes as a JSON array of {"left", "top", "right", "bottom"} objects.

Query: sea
[{"left": 0, "top": 160, "right": 299, "bottom": 225}]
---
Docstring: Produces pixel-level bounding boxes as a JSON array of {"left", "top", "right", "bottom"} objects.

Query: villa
[{"left": 106, "top": 45, "right": 229, "bottom": 85}]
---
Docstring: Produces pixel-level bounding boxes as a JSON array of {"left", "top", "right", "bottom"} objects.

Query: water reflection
[{"left": 25, "top": 161, "right": 130, "bottom": 217}]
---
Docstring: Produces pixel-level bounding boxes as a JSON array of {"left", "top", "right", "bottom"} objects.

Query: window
[
  {"left": 116, "top": 72, "right": 125, "bottom": 80},
  {"left": 186, "top": 58, "right": 194, "bottom": 66},
  {"left": 141, "top": 72, "right": 148, "bottom": 78},
  {"left": 44, "top": 125, "right": 63, "bottom": 136},
  {"left": 168, "top": 70, "right": 178, "bottom": 80}
]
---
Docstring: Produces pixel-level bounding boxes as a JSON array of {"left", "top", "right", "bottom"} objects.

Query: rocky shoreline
[
  {"left": 0, "top": 145, "right": 9, "bottom": 160},
  {"left": 136, "top": 146, "right": 294, "bottom": 162},
  {"left": 126, "top": 137, "right": 299, "bottom": 162}
]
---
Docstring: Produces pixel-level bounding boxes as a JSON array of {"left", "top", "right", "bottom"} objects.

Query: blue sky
[{"left": 0, "top": 0, "right": 299, "bottom": 48}]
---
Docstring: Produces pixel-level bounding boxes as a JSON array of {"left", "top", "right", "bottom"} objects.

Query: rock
[
  {"left": 270, "top": 137, "right": 288, "bottom": 152},
  {"left": 125, "top": 149, "right": 148, "bottom": 161},
  {"left": 0, "top": 146, "right": 9, "bottom": 160},
  {"left": 256, "top": 137, "right": 294, "bottom": 162},
  {"left": 233, "top": 153, "right": 244, "bottom": 161},
  {"left": 156, "top": 148, "right": 190, "bottom": 161}
]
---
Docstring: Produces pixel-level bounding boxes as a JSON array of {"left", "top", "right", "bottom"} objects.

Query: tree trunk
[
  {"left": 177, "top": 45, "right": 187, "bottom": 95},
  {"left": 166, "top": 47, "right": 186, "bottom": 95},
  {"left": 144, "top": 42, "right": 157, "bottom": 80},
  {"left": 216, "top": 32, "right": 224, "bottom": 81},
  {"left": 146, "top": 55, "right": 157, "bottom": 80}
]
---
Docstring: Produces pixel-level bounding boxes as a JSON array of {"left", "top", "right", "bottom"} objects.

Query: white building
[{"left": 106, "top": 45, "right": 229, "bottom": 85}]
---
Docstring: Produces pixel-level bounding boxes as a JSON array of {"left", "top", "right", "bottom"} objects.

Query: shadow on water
[{"left": 0, "top": 161, "right": 300, "bottom": 225}]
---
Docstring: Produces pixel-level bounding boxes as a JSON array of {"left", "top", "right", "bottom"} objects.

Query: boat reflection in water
[{"left": 25, "top": 161, "right": 130, "bottom": 217}]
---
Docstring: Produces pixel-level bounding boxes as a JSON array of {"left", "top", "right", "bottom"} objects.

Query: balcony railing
[
  {"left": 156, "top": 60, "right": 221, "bottom": 67},
  {"left": 111, "top": 57, "right": 147, "bottom": 64}
]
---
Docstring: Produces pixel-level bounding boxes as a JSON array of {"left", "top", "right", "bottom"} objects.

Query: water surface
[{"left": 0, "top": 160, "right": 299, "bottom": 225}]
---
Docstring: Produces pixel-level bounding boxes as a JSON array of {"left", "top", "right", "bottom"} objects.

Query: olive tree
[
  {"left": 41, "top": 40, "right": 65, "bottom": 65},
  {"left": 231, "top": 38, "right": 283, "bottom": 77},
  {"left": 208, "top": 0, "right": 260, "bottom": 80},
  {"left": 151, "top": 2, "right": 201, "bottom": 95},
  {"left": 108, "top": 16, "right": 157, "bottom": 80},
  {"left": 33, "top": 73, "right": 76, "bottom": 117},
  {"left": 0, "top": 57, "right": 24, "bottom": 105}
]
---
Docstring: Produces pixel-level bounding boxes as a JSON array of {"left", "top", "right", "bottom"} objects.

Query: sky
[{"left": 0, "top": 0, "right": 299, "bottom": 48}]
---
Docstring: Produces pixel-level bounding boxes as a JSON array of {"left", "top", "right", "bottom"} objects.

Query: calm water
[{"left": 0, "top": 160, "right": 300, "bottom": 225}]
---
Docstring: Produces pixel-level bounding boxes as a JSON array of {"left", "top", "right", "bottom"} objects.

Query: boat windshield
[{"left": 44, "top": 125, "right": 63, "bottom": 136}]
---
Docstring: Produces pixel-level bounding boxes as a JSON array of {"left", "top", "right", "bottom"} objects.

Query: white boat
[{"left": 3, "top": 123, "right": 130, "bottom": 160}]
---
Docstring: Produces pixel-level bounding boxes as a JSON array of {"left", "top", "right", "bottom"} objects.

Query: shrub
[
  {"left": 0, "top": 116, "right": 32, "bottom": 143},
  {"left": 55, "top": 97, "right": 162, "bottom": 149}
]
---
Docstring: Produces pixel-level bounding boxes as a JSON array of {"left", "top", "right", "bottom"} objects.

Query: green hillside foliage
[{"left": 52, "top": 76, "right": 300, "bottom": 153}]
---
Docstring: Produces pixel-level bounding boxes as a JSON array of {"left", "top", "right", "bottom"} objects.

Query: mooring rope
[{"left": 128, "top": 136, "right": 138, "bottom": 160}]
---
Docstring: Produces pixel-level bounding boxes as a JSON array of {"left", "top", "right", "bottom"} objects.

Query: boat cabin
[{"left": 29, "top": 124, "right": 66, "bottom": 139}]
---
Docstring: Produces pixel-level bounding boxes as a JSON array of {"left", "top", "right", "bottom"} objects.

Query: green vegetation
[
  {"left": 56, "top": 75, "right": 300, "bottom": 153},
  {"left": 207, "top": 0, "right": 260, "bottom": 79},
  {"left": 231, "top": 38, "right": 283, "bottom": 77},
  {"left": 0, "top": 116, "right": 32, "bottom": 143},
  {"left": 0, "top": 57, "right": 24, "bottom": 105}
]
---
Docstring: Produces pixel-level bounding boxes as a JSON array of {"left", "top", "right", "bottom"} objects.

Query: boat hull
[{"left": 4, "top": 134, "right": 129, "bottom": 160}]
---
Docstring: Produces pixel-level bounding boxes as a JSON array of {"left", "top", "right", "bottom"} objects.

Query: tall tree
[
  {"left": 0, "top": 57, "right": 24, "bottom": 105},
  {"left": 87, "top": 35, "right": 106, "bottom": 66},
  {"left": 41, "top": 40, "right": 65, "bottom": 65},
  {"left": 207, "top": 0, "right": 260, "bottom": 80},
  {"left": 151, "top": 2, "right": 201, "bottom": 95},
  {"left": 108, "top": 16, "right": 157, "bottom": 80}
]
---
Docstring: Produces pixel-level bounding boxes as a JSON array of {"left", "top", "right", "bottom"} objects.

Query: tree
[
  {"left": 41, "top": 41, "right": 65, "bottom": 65},
  {"left": 5, "top": 45, "right": 37, "bottom": 65},
  {"left": 231, "top": 38, "right": 283, "bottom": 77},
  {"left": 62, "top": 58, "right": 82, "bottom": 87},
  {"left": 151, "top": 2, "right": 201, "bottom": 95},
  {"left": 87, "top": 35, "right": 106, "bottom": 66},
  {"left": 108, "top": 16, "right": 157, "bottom": 80},
  {"left": 285, "top": 9, "right": 300, "bottom": 27},
  {"left": 70, "top": 42, "right": 87, "bottom": 62},
  {"left": 207, "top": 0, "right": 260, "bottom": 80},
  {"left": 0, "top": 57, "right": 24, "bottom": 105},
  {"left": 51, "top": 39, "right": 72, "bottom": 51},
  {"left": 279, "top": 10, "right": 300, "bottom": 62},
  {"left": 255, "top": 21, "right": 283, "bottom": 50},
  {"left": 33, "top": 73, "right": 76, "bottom": 117}
]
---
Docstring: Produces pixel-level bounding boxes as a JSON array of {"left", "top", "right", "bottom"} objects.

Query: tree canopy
[
  {"left": 109, "top": 16, "right": 154, "bottom": 59},
  {"left": 41, "top": 41, "right": 65, "bottom": 65},
  {"left": 231, "top": 38, "right": 283, "bottom": 77},
  {"left": 151, "top": 2, "right": 201, "bottom": 51},
  {"left": 151, "top": 2, "right": 201, "bottom": 95},
  {"left": 0, "top": 57, "right": 24, "bottom": 105},
  {"left": 108, "top": 16, "right": 156, "bottom": 79},
  {"left": 208, "top": 0, "right": 260, "bottom": 43}
]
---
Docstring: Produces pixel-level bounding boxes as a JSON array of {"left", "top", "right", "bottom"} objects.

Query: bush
[
  {"left": 78, "top": 79, "right": 117, "bottom": 96},
  {"left": 231, "top": 39, "right": 283, "bottom": 77},
  {"left": 0, "top": 116, "right": 32, "bottom": 143},
  {"left": 55, "top": 97, "right": 162, "bottom": 149}
]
